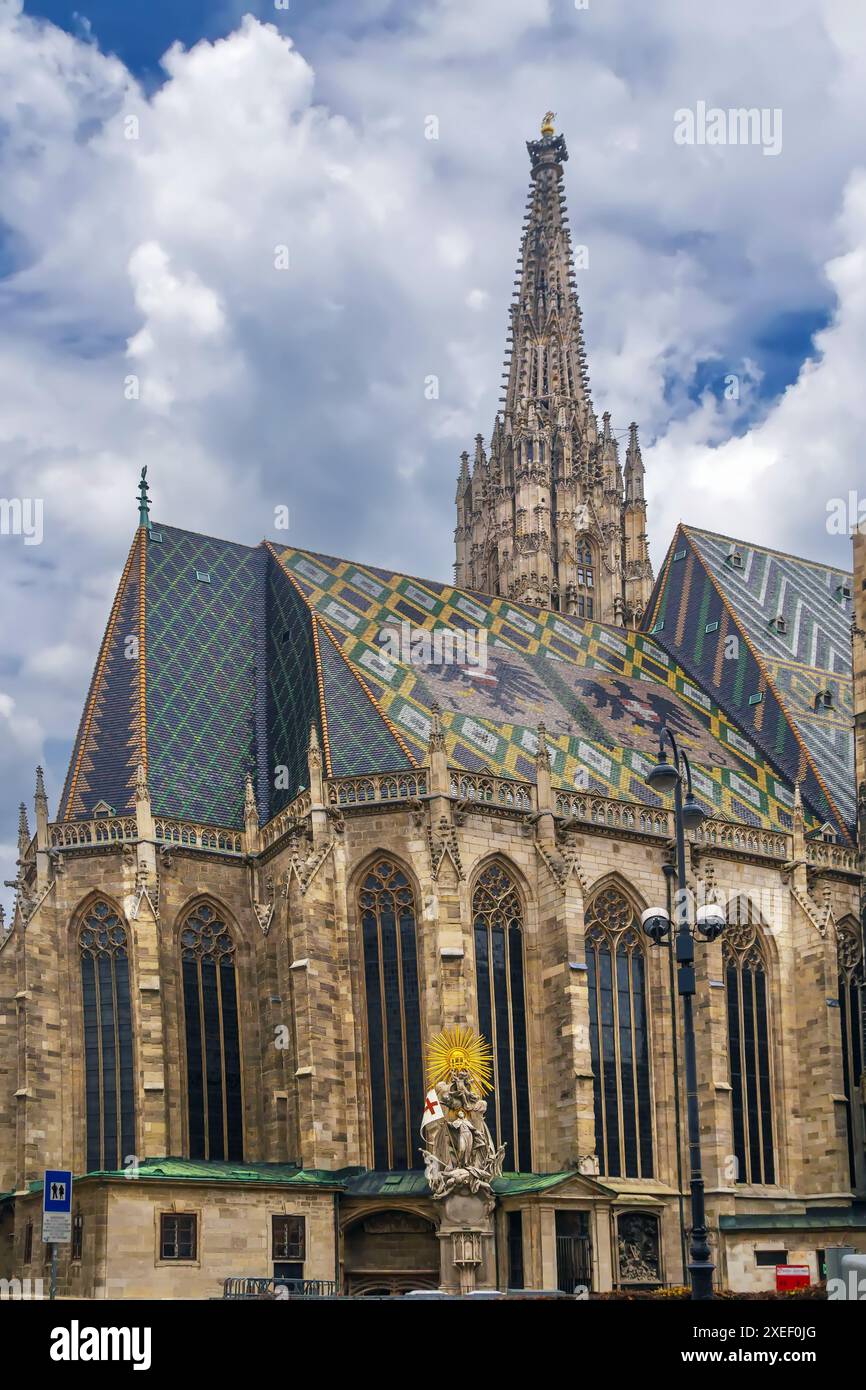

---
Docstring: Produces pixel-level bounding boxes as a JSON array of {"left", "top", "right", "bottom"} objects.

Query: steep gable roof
[{"left": 645, "top": 524, "right": 854, "bottom": 840}]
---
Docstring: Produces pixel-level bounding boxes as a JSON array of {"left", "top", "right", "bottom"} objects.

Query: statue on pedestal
[{"left": 420, "top": 1027, "right": 505, "bottom": 1202}]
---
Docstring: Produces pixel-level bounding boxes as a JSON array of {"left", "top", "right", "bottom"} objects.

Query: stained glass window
[
  {"left": 79, "top": 900, "right": 135, "bottom": 1172},
  {"left": 585, "top": 886, "right": 653, "bottom": 1178},
  {"left": 360, "top": 860, "right": 424, "bottom": 1170},
  {"left": 473, "top": 863, "right": 532, "bottom": 1171},
  {"left": 181, "top": 903, "right": 243, "bottom": 1162},
  {"left": 724, "top": 899, "right": 775, "bottom": 1185}
]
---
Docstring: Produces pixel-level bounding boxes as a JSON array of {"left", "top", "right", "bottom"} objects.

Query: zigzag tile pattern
[
  {"left": 645, "top": 526, "right": 852, "bottom": 837},
  {"left": 274, "top": 546, "right": 811, "bottom": 833}
]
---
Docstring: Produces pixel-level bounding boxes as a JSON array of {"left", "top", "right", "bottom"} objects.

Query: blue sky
[{"left": 2, "top": 0, "right": 866, "bottom": 912}]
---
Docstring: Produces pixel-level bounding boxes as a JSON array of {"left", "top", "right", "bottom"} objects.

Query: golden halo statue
[{"left": 426, "top": 1025, "right": 494, "bottom": 1095}]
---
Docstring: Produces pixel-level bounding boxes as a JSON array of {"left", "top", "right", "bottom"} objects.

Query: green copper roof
[
  {"left": 25, "top": 1159, "right": 342, "bottom": 1191},
  {"left": 719, "top": 1206, "right": 866, "bottom": 1232}
]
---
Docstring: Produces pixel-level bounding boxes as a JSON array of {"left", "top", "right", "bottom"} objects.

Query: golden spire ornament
[
  {"left": 426, "top": 1025, "right": 494, "bottom": 1095},
  {"left": 541, "top": 110, "right": 556, "bottom": 136}
]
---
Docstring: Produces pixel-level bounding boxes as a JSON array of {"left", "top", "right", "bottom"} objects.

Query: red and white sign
[{"left": 775, "top": 1265, "right": 810, "bottom": 1292}]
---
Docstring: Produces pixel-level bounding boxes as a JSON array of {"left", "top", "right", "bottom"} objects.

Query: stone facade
[
  {"left": 454, "top": 118, "right": 654, "bottom": 626},
  {"left": 1, "top": 723, "right": 863, "bottom": 1297}
]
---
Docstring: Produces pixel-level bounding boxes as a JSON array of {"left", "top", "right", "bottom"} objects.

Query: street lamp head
[
  {"left": 681, "top": 792, "right": 706, "bottom": 831},
  {"left": 640, "top": 905, "right": 671, "bottom": 945},
  {"left": 696, "top": 903, "right": 726, "bottom": 942},
  {"left": 646, "top": 758, "right": 680, "bottom": 796}
]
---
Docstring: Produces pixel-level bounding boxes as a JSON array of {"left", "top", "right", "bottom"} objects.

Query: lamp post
[{"left": 641, "top": 725, "right": 725, "bottom": 1301}]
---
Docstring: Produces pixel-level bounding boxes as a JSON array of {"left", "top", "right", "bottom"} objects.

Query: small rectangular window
[
  {"left": 272, "top": 1214, "right": 305, "bottom": 1263},
  {"left": 148, "top": 530, "right": 164, "bottom": 544},
  {"left": 673, "top": 548, "right": 687, "bottom": 562},
  {"left": 72, "top": 1212, "right": 83, "bottom": 1262},
  {"left": 755, "top": 1249, "right": 788, "bottom": 1267},
  {"left": 705, "top": 621, "right": 719, "bottom": 634},
  {"left": 651, "top": 620, "right": 664, "bottom": 633},
  {"left": 23, "top": 1220, "right": 33, "bottom": 1265},
  {"left": 587, "top": 598, "right": 593, "bottom": 619},
  {"left": 748, "top": 692, "right": 763, "bottom": 705},
  {"left": 195, "top": 570, "right": 211, "bottom": 584},
  {"left": 160, "top": 1213, "right": 197, "bottom": 1261}
]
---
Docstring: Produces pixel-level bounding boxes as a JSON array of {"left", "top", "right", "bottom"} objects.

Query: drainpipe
[
  {"left": 333, "top": 1189, "right": 341, "bottom": 1297},
  {"left": 664, "top": 860, "right": 688, "bottom": 1282}
]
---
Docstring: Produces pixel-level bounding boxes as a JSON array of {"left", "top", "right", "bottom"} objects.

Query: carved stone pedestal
[{"left": 436, "top": 1191, "right": 497, "bottom": 1295}]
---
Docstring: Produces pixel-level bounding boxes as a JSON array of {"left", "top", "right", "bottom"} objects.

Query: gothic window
[
  {"left": 575, "top": 542, "right": 596, "bottom": 623},
  {"left": 473, "top": 862, "right": 532, "bottom": 1171},
  {"left": 837, "top": 917, "right": 864, "bottom": 1189},
  {"left": 585, "top": 887, "right": 653, "bottom": 1178},
  {"left": 79, "top": 900, "right": 135, "bottom": 1172},
  {"left": 360, "top": 859, "right": 424, "bottom": 1170},
  {"left": 181, "top": 902, "right": 243, "bottom": 1162},
  {"left": 724, "top": 901, "right": 775, "bottom": 1185}
]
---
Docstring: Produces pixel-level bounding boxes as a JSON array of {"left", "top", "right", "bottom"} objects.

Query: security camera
[
  {"left": 640, "top": 906, "right": 671, "bottom": 945},
  {"left": 696, "top": 903, "right": 726, "bottom": 941}
]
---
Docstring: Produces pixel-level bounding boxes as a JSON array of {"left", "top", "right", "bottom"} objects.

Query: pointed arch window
[
  {"left": 575, "top": 541, "right": 596, "bottom": 620},
  {"left": 360, "top": 860, "right": 424, "bottom": 1170},
  {"left": 181, "top": 903, "right": 243, "bottom": 1162},
  {"left": 724, "top": 901, "right": 775, "bottom": 1185},
  {"left": 585, "top": 886, "right": 653, "bottom": 1178},
  {"left": 79, "top": 901, "right": 135, "bottom": 1172},
  {"left": 473, "top": 863, "right": 532, "bottom": 1171},
  {"left": 837, "top": 917, "right": 864, "bottom": 1189}
]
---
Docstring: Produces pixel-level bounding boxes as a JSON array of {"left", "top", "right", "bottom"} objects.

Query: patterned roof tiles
[
  {"left": 58, "top": 521, "right": 842, "bottom": 840},
  {"left": 646, "top": 525, "right": 854, "bottom": 838}
]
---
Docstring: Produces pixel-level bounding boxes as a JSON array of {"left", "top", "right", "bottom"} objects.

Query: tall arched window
[
  {"left": 724, "top": 899, "right": 775, "bottom": 1185},
  {"left": 585, "top": 886, "right": 653, "bottom": 1178},
  {"left": 837, "top": 917, "right": 864, "bottom": 1190},
  {"left": 180, "top": 902, "right": 243, "bottom": 1161},
  {"left": 473, "top": 862, "right": 532, "bottom": 1171},
  {"left": 79, "top": 901, "right": 135, "bottom": 1172},
  {"left": 360, "top": 859, "right": 424, "bottom": 1170},
  {"left": 576, "top": 542, "right": 595, "bottom": 620}
]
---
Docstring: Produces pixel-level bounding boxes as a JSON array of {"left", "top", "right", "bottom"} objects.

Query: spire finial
[
  {"left": 137, "top": 466, "right": 151, "bottom": 530},
  {"left": 35, "top": 766, "right": 47, "bottom": 802},
  {"left": 541, "top": 111, "right": 556, "bottom": 136},
  {"left": 135, "top": 761, "right": 150, "bottom": 806},
  {"left": 17, "top": 802, "right": 30, "bottom": 857},
  {"left": 536, "top": 721, "right": 551, "bottom": 772},
  {"left": 428, "top": 701, "right": 447, "bottom": 754}
]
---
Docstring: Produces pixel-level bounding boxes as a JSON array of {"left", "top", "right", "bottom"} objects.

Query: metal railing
[{"left": 222, "top": 1277, "right": 337, "bottom": 1300}]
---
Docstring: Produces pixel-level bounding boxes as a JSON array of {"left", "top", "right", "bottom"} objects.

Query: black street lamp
[{"left": 640, "top": 725, "right": 725, "bottom": 1300}]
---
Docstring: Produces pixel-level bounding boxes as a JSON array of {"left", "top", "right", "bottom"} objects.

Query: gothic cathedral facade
[{"left": 0, "top": 121, "right": 864, "bottom": 1299}]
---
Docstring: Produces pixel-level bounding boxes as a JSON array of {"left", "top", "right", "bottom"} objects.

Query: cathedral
[{"left": 0, "top": 118, "right": 864, "bottom": 1299}]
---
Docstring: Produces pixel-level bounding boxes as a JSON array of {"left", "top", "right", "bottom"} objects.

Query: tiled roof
[
  {"left": 58, "top": 523, "right": 830, "bottom": 838},
  {"left": 645, "top": 525, "right": 854, "bottom": 839},
  {"left": 274, "top": 545, "right": 813, "bottom": 835}
]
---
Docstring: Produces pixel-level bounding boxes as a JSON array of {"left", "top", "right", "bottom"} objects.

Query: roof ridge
[
  {"left": 61, "top": 528, "right": 144, "bottom": 819},
  {"left": 679, "top": 529, "right": 852, "bottom": 842},
  {"left": 682, "top": 523, "right": 853, "bottom": 579}
]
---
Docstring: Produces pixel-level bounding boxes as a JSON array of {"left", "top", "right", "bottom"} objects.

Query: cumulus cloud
[{"left": 0, "top": 0, "right": 864, "bottom": 911}]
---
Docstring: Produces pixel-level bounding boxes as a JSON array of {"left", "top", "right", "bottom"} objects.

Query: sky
[{"left": 1, "top": 0, "right": 865, "bottom": 912}]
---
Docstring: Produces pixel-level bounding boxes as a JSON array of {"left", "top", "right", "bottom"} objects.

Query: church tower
[{"left": 454, "top": 114, "right": 654, "bottom": 626}]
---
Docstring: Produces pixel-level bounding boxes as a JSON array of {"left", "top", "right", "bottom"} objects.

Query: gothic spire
[
  {"left": 137, "top": 466, "right": 150, "bottom": 530},
  {"left": 624, "top": 421, "right": 645, "bottom": 504},
  {"left": 17, "top": 802, "right": 30, "bottom": 858},
  {"left": 500, "top": 113, "right": 592, "bottom": 425}
]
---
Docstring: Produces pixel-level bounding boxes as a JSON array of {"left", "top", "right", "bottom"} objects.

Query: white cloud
[{"left": 0, "top": 0, "right": 865, "bottom": 912}]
